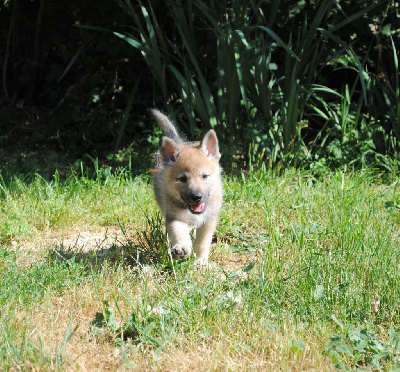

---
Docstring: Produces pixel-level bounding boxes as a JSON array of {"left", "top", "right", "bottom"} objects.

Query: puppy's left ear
[
  {"left": 161, "top": 137, "right": 180, "bottom": 165},
  {"left": 201, "top": 129, "right": 221, "bottom": 161}
]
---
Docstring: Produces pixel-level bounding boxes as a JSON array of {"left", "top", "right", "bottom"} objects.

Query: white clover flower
[
  {"left": 151, "top": 305, "right": 165, "bottom": 317},
  {"left": 236, "top": 269, "right": 248, "bottom": 280},
  {"left": 142, "top": 265, "right": 152, "bottom": 273},
  {"left": 114, "top": 348, "right": 121, "bottom": 358},
  {"left": 141, "top": 265, "right": 154, "bottom": 278}
]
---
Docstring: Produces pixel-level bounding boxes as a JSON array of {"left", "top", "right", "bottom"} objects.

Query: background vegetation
[{"left": 0, "top": 0, "right": 399, "bottom": 175}]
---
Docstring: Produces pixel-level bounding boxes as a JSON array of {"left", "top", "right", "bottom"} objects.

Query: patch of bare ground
[
  {"left": 10, "top": 226, "right": 131, "bottom": 266},
  {"left": 213, "top": 250, "right": 258, "bottom": 272},
  {"left": 13, "top": 225, "right": 255, "bottom": 272},
  {"left": 51, "top": 226, "right": 127, "bottom": 253}
]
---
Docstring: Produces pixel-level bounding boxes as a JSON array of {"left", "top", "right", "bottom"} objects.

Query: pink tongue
[{"left": 191, "top": 202, "right": 205, "bottom": 212}]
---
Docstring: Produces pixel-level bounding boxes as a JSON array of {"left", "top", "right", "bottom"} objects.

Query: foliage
[
  {"left": 0, "top": 0, "right": 399, "bottom": 172},
  {"left": 326, "top": 318, "right": 400, "bottom": 370},
  {"left": 112, "top": 0, "right": 399, "bottom": 169}
]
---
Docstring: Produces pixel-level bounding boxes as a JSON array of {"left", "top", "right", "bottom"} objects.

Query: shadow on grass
[{"left": 47, "top": 214, "right": 169, "bottom": 269}]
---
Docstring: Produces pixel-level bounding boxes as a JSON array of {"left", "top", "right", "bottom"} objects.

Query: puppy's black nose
[{"left": 191, "top": 192, "right": 202, "bottom": 203}]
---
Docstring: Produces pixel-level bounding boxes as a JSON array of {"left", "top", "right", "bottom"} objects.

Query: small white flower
[
  {"left": 151, "top": 305, "right": 165, "bottom": 317},
  {"left": 142, "top": 265, "right": 152, "bottom": 273},
  {"left": 141, "top": 265, "right": 154, "bottom": 278},
  {"left": 236, "top": 270, "right": 248, "bottom": 280},
  {"left": 114, "top": 348, "right": 121, "bottom": 358}
]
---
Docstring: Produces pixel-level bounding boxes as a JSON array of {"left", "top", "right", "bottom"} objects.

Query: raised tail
[{"left": 148, "top": 108, "right": 183, "bottom": 143}]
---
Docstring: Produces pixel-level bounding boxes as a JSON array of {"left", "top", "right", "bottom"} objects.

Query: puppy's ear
[
  {"left": 201, "top": 130, "right": 220, "bottom": 161},
  {"left": 161, "top": 137, "right": 179, "bottom": 165}
]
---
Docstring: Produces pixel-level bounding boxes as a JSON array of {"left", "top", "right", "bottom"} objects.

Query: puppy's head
[{"left": 161, "top": 130, "right": 221, "bottom": 214}]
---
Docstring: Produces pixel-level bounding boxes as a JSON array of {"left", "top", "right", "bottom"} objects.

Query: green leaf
[
  {"left": 121, "top": 349, "right": 139, "bottom": 369},
  {"left": 330, "top": 2, "right": 381, "bottom": 33},
  {"left": 292, "top": 339, "right": 306, "bottom": 352},
  {"left": 334, "top": 342, "right": 354, "bottom": 357},
  {"left": 331, "top": 315, "right": 344, "bottom": 330},
  {"left": 142, "top": 322, "right": 156, "bottom": 338},
  {"left": 235, "top": 30, "right": 249, "bottom": 47},
  {"left": 259, "top": 26, "right": 300, "bottom": 61},
  {"left": 113, "top": 31, "right": 143, "bottom": 50},
  {"left": 91, "top": 312, "right": 106, "bottom": 328},
  {"left": 243, "top": 261, "right": 256, "bottom": 273},
  {"left": 58, "top": 34, "right": 96, "bottom": 82}
]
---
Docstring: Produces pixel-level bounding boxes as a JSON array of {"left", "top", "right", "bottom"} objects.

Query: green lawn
[{"left": 1, "top": 168, "right": 400, "bottom": 370}]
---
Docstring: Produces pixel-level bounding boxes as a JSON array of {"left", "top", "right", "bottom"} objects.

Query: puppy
[{"left": 149, "top": 109, "right": 222, "bottom": 264}]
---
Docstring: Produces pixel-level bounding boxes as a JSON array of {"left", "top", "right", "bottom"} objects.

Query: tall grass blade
[
  {"left": 318, "top": 27, "right": 368, "bottom": 103},
  {"left": 56, "top": 318, "right": 79, "bottom": 365},
  {"left": 114, "top": 78, "right": 140, "bottom": 154},
  {"left": 330, "top": 1, "right": 382, "bottom": 33},
  {"left": 58, "top": 33, "right": 96, "bottom": 82},
  {"left": 259, "top": 26, "right": 300, "bottom": 61},
  {"left": 234, "top": 35, "right": 250, "bottom": 119},
  {"left": 391, "top": 35, "right": 400, "bottom": 120},
  {"left": 113, "top": 31, "right": 143, "bottom": 50}
]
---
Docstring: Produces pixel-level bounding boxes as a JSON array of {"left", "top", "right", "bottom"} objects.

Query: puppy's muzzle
[{"left": 184, "top": 192, "right": 206, "bottom": 214}]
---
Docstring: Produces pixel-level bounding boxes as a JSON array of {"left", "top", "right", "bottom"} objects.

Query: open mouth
[{"left": 188, "top": 202, "right": 206, "bottom": 214}]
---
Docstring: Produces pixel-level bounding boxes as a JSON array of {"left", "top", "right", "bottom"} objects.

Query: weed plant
[{"left": 0, "top": 166, "right": 400, "bottom": 369}]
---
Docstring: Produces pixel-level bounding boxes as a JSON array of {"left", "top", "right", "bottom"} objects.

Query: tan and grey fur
[{"left": 149, "top": 109, "right": 222, "bottom": 264}]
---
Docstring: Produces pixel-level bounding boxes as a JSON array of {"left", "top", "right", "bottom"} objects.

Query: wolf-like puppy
[{"left": 149, "top": 109, "right": 222, "bottom": 264}]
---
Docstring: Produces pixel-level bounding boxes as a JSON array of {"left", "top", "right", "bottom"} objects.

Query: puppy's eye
[
  {"left": 202, "top": 173, "right": 209, "bottom": 179},
  {"left": 178, "top": 175, "right": 187, "bottom": 183}
]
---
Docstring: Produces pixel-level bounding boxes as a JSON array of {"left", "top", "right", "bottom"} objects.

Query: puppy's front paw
[
  {"left": 170, "top": 244, "right": 192, "bottom": 259},
  {"left": 194, "top": 256, "right": 209, "bottom": 266}
]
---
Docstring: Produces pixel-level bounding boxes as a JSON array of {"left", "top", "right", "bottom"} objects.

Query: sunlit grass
[{"left": 1, "top": 168, "right": 400, "bottom": 370}]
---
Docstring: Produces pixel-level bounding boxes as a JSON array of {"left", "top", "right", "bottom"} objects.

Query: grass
[{"left": 1, "top": 167, "right": 400, "bottom": 370}]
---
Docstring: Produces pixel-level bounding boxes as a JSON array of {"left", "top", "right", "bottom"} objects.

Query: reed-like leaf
[
  {"left": 114, "top": 79, "right": 140, "bottom": 154},
  {"left": 391, "top": 35, "right": 400, "bottom": 121},
  {"left": 108, "top": 0, "right": 398, "bottom": 169},
  {"left": 259, "top": 26, "right": 300, "bottom": 62}
]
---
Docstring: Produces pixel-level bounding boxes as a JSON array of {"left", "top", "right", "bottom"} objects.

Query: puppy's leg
[
  {"left": 193, "top": 216, "right": 218, "bottom": 265},
  {"left": 166, "top": 220, "right": 192, "bottom": 259}
]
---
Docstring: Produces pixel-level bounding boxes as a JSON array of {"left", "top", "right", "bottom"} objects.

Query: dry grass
[
  {"left": 12, "top": 248, "right": 334, "bottom": 371},
  {"left": 7, "top": 225, "right": 332, "bottom": 370}
]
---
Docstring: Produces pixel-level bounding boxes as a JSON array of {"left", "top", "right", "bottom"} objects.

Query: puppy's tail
[{"left": 148, "top": 108, "right": 183, "bottom": 144}]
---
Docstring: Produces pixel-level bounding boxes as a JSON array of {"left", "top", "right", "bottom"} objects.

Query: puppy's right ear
[
  {"left": 161, "top": 137, "right": 179, "bottom": 165},
  {"left": 201, "top": 129, "right": 221, "bottom": 161}
]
